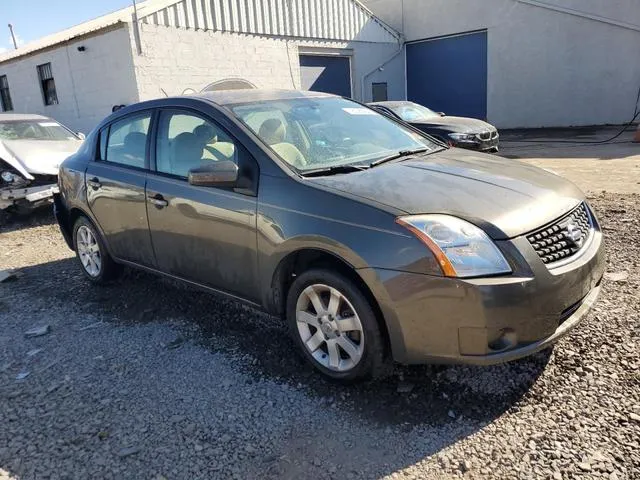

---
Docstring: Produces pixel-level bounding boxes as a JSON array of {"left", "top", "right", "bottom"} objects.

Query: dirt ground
[
  {"left": 0, "top": 132, "right": 639, "bottom": 480},
  {"left": 500, "top": 127, "right": 640, "bottom": 194}
]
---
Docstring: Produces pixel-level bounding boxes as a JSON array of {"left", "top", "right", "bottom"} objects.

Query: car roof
[
  {"left": 193, "top": 89, "right": 336, "bottom": 106},
  {"left": 0, "top": 113, "right": 52, "bottom": 122},
  {"left": 99, "top": 89, "right": 341, "bottom": 130}
]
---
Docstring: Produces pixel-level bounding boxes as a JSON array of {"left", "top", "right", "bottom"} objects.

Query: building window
[
  {"left": 372, "top": 82, "right": 388, "bottom": 102},
  {"left": 37, "top": 63, "right": 59, "bottom": 106},
  {"left": 0, "top": 75, "right": 13, "bottom": 112}
]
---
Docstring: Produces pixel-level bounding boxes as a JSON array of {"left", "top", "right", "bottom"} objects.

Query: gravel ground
[{"left": 0, "top": 193, "right": 638, "bottom": 480}]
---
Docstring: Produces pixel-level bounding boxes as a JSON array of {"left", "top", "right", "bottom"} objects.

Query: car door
[
  {"left": 85, "top": 110, "right": 156, "bottom": 267},
  {"left": 145, "top": 108, "right": 260, "bottom": 302}
]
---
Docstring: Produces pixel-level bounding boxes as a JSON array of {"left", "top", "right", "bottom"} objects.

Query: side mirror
[
  {"left": 438, "top": 112, "right": 446, "bottom": 117},
  {"left": 77, "top": 132, "right": 86, "bottom": 140},
  {"left": 188, "top": 161, "right": 238, "bottom": 188}
]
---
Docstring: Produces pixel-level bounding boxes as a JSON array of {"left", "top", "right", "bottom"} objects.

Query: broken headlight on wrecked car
[{"left": 1, "top": 170, "right": 19, "bottom": 183}]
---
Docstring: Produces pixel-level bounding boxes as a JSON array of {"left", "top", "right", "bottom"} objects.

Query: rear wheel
[
  {"left": 72, "top": 216, "right": 121, "bottom": 283},
  {"left": 287, "top": 269, "right": 385, "bottom": 382}
]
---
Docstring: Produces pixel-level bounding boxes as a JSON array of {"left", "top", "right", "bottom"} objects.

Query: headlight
[
  {"left": 1, "top": 171, "right": 17, "bottom": 183},
  {"left": 396, "top": 214, "right": 512, "bottom": 278},
  {"left": 448, "top": 133, "right": 477, "bottom": 142}
]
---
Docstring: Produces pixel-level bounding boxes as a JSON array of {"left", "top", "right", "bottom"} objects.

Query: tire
[
  {"left": 286, "top": 269, "right": 385, "bottom": 383},
  {"left": 72, "top": 216, "right": 121, "bottom": 284}
]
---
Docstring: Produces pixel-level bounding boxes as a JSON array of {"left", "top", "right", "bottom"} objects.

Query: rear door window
[{"left": 103, "top": 112, "right": 152, "bottom": 168}]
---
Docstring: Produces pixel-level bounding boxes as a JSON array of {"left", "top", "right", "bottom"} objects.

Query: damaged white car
[{"left": 0, "top": 114, "right": 84, "bottom": 213}]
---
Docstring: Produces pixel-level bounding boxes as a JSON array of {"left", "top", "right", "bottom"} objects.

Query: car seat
[
  {"left": 258, "top": 119, "right": 307, "bottom": 168},
  {"left": 171, "top": 132, "right": 205, "bottom": 177}
]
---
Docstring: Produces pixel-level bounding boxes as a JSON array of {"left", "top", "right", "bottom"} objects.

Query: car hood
[
  {"left": 307, "top": 149, "right": 585, "bottom": 239},
  {"left": 410, "top": 116, "right": 495, "bottom": 134},
  {"left": 0, "top": 139, "right": 82, "bottom": 177}
]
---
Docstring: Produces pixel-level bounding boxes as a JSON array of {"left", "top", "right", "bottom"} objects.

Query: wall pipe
[{"left": 360, "top": 38, "right": 404, "bottom": 102}]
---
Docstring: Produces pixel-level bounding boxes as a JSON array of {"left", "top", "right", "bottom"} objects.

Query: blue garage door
[
  {"left": 300, "top": 55, "right": 352, "bottom": 97},
  {"left": 406, "top": 31, "right": 488, "bottom": 119}
]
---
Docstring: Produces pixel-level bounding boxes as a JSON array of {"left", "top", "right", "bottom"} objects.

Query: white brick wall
[
  {"left": 132, "top": 23, "right": 403, "bottom": 102},
  {"left": 0, "top": 21, "right": 403, "bottom": 134},
  {"left": 0, "top": 26, "right": 139, "bottom": 133}
]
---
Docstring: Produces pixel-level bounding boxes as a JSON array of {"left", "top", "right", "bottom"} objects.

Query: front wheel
[
  {"left": 286, "top": 269, "right": 385, "bottom": 382},
  {"left": 72, "top": 216, "right": 121, "bottom": 284}
]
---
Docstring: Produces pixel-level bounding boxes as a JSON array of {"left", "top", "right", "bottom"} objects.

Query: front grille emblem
[
  {"left": 527, "top": 203, "right": 592, "bottom": 265},
  {"left": 565, "top": 222, "right": 584, "bottom": 248}
]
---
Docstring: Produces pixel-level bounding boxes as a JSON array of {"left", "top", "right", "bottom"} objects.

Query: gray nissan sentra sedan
[{"left": 54, "top": 90, "right": 605, "bottom": 382}]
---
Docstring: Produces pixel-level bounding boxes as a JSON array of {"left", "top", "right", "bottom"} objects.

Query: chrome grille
[
  {"left": 527, "top": 203, "right": 593, "bottom": 265},
  {"left": 477, "top": 130, "right": 498, "bottom": 141}
]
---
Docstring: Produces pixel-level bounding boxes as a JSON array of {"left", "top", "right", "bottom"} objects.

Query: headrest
[{"left": 258, "top": 118, "right": 285, "bottom": 145}]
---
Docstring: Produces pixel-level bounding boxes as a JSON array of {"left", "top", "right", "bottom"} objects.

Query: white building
[
  {"left": 364, "top": 0, "right": 640, "bottom": 128},
  {"left": 0, "top": 0, "right": 403, "bottom": 132},
  {"left": 2, "top": 0, "right": 638, "bottom": 131}
]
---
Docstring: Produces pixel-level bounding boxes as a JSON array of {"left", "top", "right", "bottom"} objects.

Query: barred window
[
  {"left": 0, "top": 75, "right": 13, "bottom": 112},
  {"left": 37, "top": 63, "right": 59, "bottom": 106}
]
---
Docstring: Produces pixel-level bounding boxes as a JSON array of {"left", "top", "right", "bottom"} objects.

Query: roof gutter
[
  {"left": 352, "top": 0, "right": 403, "bottom": 42},
  {"left": 516, "top": 0, "right": 640, "bottom": 33}
]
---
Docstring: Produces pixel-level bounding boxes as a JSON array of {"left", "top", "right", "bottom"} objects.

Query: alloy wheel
[
  {"left": 295, "top": 284, "right": 365, "bottom": 372},
  {"left": 76, "top": 225, "right": 102, "bottom": 277}
]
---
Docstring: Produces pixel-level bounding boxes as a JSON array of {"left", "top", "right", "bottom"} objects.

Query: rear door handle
[
  {"left": 87, "top": 177, "right": 101, "bottom": 190},
  {"left": 148, "top": 194, "right": 168, "bottom": 208}
]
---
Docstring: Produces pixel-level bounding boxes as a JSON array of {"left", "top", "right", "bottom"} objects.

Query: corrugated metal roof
[
  {"left": 140, "top": 0, "right": 400, "bottom": 42},
  {"left": 0, "top": 0, "right": 399, "bottom": 65}
]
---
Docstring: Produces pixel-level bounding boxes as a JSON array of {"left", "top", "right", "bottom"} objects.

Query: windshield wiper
[
  {"left": 301, "top": 164, "right": 370, "bottom": 177},
  {"left": 370, "top": 147, "right": 431, "bottom": 167}
]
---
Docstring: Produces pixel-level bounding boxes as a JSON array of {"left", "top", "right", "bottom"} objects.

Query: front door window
[{"left": 155, "top": 111, "right": 237, "bottom": 178}]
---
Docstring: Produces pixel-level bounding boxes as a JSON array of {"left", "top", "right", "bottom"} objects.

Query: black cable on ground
[{"left": 501, "top": 111, "right": 639, "bottom": 145}]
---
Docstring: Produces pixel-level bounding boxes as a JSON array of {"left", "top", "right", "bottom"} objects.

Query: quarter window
[
  {"left": 0, "top": 75, "right": 13, "bottom": 112},
  {"left": 37, "top": 63, "right": 59, "bottom": 106},
  {"left": 103, "top": 113, "right": 151, "bottom": 168},
  {"left": 155, "top": 111, "right": 237, "bottom": 178}
]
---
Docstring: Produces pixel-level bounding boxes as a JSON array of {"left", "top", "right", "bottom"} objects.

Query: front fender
[{"left": 269, "top": 234, "right": 369, "bottom": 269}]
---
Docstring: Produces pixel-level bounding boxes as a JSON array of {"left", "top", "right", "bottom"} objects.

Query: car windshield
[
  {"left": 231, "top": 97, "right": 436, "bottom": 171},
  {"left": 0, "top": 120, "right": 78, "bottom": 141},
  {"left": 389, "top": 103, "right": 440, "bottom": 122}
]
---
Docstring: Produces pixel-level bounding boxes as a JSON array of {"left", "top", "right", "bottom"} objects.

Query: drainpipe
[
  {"left": 360, "top": 38, "right": 404, "bottom": 103},
  {"left": 131, "top": 0, "right": 143, "bottom": 55}
]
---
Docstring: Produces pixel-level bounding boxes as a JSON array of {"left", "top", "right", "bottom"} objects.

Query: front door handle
[
  {"left": 88, "top": 177, "right": 101, "bottom": 190},
  {"left": 148, "top": 194, "right": 168, "bottom": 208}
]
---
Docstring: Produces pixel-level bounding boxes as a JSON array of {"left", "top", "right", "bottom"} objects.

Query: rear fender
[{"left": 53, "top": 193, "right": 74, "bottom": 250}]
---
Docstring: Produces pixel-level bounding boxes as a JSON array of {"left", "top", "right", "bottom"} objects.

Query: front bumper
[
  {"left": 360, "top": 226, "right": 605, "bottom": 365},
  {"left": 0, "top": 183, "right": 59, "bottom": 210},
  {"left": 453, "top": 137, "right": 499, "bottom": 152}
]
